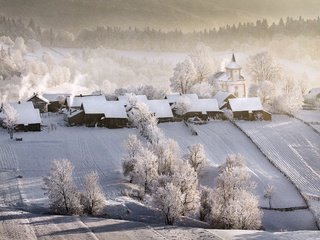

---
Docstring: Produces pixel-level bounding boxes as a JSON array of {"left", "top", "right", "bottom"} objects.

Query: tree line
[{"left": 1, "top": 15, "right": 320, "bottom": 51}]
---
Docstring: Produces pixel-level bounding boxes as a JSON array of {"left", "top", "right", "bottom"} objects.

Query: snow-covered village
[{"left": 0, "top": 1, "right": 320, "bottom": 239}]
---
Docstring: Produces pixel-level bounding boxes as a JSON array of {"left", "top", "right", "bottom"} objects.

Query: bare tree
[
  {"left": 264, "top": 185, "right": 275, "bottom": 209},
  {"left": 43, "top": 159, "right": 83, "bottom": 215},
  {"left": 2, "top": 103, "right": 18, "bottom": 139},
  {"left": 184, "top": 144, "right": 208, "bottom": 175},
  {"left": 82, "top": 171, "right": 106, "bottom": 215},
  {"left": 152, "top": 182, "right": 183, "bottom": 225}
]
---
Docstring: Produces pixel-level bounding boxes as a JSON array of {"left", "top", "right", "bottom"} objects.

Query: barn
[
  {"left": 43, "top": 93, "right": 70, "bottom": 112},
  {"left": 227, "top": 97, "right": 272, "bottom": 121},
  {"left": 0, "top": 101, "right": 42, "bottom": 131},
  {"left": 214, "top": 91, "right": 236, "bottom": 109},
  {"left": 145, "top": 99, "right": 174, "bottom": 123},
  {"left": 81, "top": 100, "right": 128, "bottom": 128},
  {"left": 27, "top": 93, "right": 49, "bottom": 113},
  {"left": 184, "top": 99, "right": 223, "bottom": 121}
]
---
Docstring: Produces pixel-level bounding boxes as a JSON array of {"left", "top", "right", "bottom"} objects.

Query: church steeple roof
[{"left": 226, "top": 52, "right": 241, "bottom": 70}]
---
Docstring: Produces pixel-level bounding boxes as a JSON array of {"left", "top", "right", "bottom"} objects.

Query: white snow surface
[
  {"left": 6, "top": 102, "right": 41, "bottom": 125},
  {"left": 235, "top": 115, "right": 320, "bottom": 225},
  {"left": 83, "top": 100, "right": 128, "bottom": 119},
  {"left": 213, "top": 91, "right": 235, "bottom": 108},
  {"left": 189, "top": 99, "right": 221, "bottom": 113},
  {"left": 145, "top": 99, "right": 173, "bottom": 118},
  {"left": 228, "top": 97, "right": 263, "bottom": 112},
  {"left": 66, "top": 95, "right": 106, "bottom": 108},
  {"left": 0, "top": 114, "right": 319, "bottom": 232}
]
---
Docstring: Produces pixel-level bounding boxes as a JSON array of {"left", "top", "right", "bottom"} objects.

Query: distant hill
[{"left": 0, "top": 0, "right": 320, "bottom": 32}]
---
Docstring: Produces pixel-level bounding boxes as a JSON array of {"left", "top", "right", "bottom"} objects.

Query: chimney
[{"left": 18, "top": 101, "right": 21, "bottom": 104}]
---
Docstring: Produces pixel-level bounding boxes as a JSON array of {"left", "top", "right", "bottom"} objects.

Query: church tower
[{"left": 211, "top": 53, "right": 247, "bottom": 97}]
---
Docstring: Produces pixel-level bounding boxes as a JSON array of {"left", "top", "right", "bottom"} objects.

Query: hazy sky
[{"left": 1, "top": 0, "right": 320, "bottom": 31}]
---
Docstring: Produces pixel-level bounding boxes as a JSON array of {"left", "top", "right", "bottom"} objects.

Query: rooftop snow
[
  {"left": 43, "top": 93, "right": 70, "bottom": 102},
  {"left": 5, "top": 102, "right": 41, "bottom": 125},
  {"left": 66, "top": 95, "right": 106, "bottom": 108},
  {"left": 165, "top": 93, "right": 198, "bottom": 104},
  {"left": 146, "top": 100, "right": 173, "bottom": 118},
  {"left": 226, "top": 61, "right": 241, "bottom": 69},
  {"left": 82, "top": 99, "right": 128, "bottom": 119},
  {"left": 188, "top": 99, "right": 221, "bottom": 113},
  {"left": 214, "top": 91, "right": 235, "bottom": 108},
  {"left": 27, "top": 94, "right": 49, "bottom": 103},
  {"left": 118, "top": 94, "right": 148, "bottom": 106},
  {"left": 228, "top": 97, "right": 263, "bottom": 112}
]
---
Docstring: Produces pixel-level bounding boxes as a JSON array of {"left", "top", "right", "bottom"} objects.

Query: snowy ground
[
  {"left": 0, "top": 114, "right": 319, "bottom": 232},
  {"left": 1, "top": 208, "right": 320, "bottom": 240},
  {"left": 235, "top": 115, "right": 320, "bottom": 226}
]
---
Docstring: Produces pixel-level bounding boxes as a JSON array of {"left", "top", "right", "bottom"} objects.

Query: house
[
  {"left": 27, "top": 93, "right": 49, "bottom": 113},
  {"left": 226, "top": 97, "right": 272, "bottom": 121},
  {"left": 117, "top": 94, "right": 148, "bottom": 107},
  {"left": 0, "top": 101, "right": 41, "bottom": 131},
  {"left": 213, "top": 91, "right": 236, "bottom": 109},
  {"left": 145, "top": 99, "right": 174, "bottom": 123},
  {"left": 66, "top": 94, "right": 106, "bottom": 109},
  {"left": 43, "top": 93, "right": 70, "bottom": 112},
  {"left": 67, "top": 96, "right": 128, "bottom": 128},
  {"left": 165, "top": 93, "right": 198, "bottom": 106},
  {"left": 184, "top": 99, "right": 223, "bottom": 120},
  {"left": 209, "top": 53, "right": 247, "bottom": 97}
]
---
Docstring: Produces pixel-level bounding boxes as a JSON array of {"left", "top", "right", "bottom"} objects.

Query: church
[{"left": 210, "top": 53, "right": 247, "bottom": 98}]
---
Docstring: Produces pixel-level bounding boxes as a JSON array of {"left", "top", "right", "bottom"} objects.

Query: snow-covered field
[
  {"left": 1, "top": 208, "right": 319, "bottom": 240},
  {"left": 0, "top": 114, "right": 319, "bottom": 232},
  {"left": 235, "top": 115, "right": 320, "bottom": 226},
  {"left": 295, "top": 110, "right": 320, "bottom": 133}
]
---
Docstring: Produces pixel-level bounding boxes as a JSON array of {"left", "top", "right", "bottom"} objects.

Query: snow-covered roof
[
  {"left": 146, "top": 100, "right": 173, "bottom": 118},
  {"left": 117, "top": 94, "right": 148, "bottom": 106},
  {"left": 226, "top": 61, "right": 241, "bottom": 70},
  {"left": 165, "top": 93, "right": 181, "bottom": 104},
  {"left": 43, "top": 93, "right": 70, "bottom": 102},
  {"left": 228, "top": 97, "right": 263, "bottom": 112},
  {"left": 165, "top": 93, "right": 198, "bottom": 104},
  {"left": 188, "top": 99, "right": 221, "bottom": 113},
  {"left": 82, "top": 99, "right": 128, "bottom": 119},
  {"left": 27, "top": 94, "right": 49, "bottom": 103},
  {"left": 214, "top": 91, "right": 235, "bottom": 108},
  {"left": 4, "top": 102, "right": 41, "bottom": 125},
  {"left": 305, "top": 88, "right": 320, "bottom": 100},
  {"left": 66, "top": 95, "right": 106, "bottom": 108}
]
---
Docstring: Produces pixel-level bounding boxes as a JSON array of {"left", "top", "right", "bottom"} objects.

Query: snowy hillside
[
  {"left": 235, "top": 115, "right": 320, "bottom": 226},
  {"left": 0, "top": 114, "right": 319, "bottom": 231}
]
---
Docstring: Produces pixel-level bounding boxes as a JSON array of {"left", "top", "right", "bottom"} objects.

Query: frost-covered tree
[
  {"left": 199, "top": 186, "right": 214, "bottom": 221},
  {"left": 13, "top": 37, "right": 27, "bottom": 54},
  {"left": 173, "top": 96, "right": 191, "bottom": 116},
  {"left": 132, "top": 147, "right": 159, "bottom": 193},
  {"left": 2, "top": 103, "right": 18, "bottom": 139},
  {"left": 151, "top": 138, "right": 180, "bottom": 175},
  {"left": 170, "top": 57, "right": 197, "bottom": 94},
  {"left": 122, "top": 134, "right": 143, "bottom": 182},
  {"left": 82, "top": 171, "right": 106, "bottom": 215},
  {"left": 43, "top": 159, "right": 83, "bottom": 215},
  {"left": 209, "top": 155, "right": 261, "bottom": 229},
  {"left": 128, "top": 102, "right": 160, "bottom": 143},
  {"left": 172, "top": 161, "right": 200, "bottom": 216},
  {"left": 152, "top": 182, "right": 183, "bottom": 225},
  {"left": 189, "top": 82, "right": 213, "bottom": 98},
  {"left": 247, "top": 52, "right": 281, "bottom": 84},
  {"left": 184, "top": 144, "right": 208, "bottom": 175},
  {"left": 189, "top": 43, "right": 216, "bottom": 83}
]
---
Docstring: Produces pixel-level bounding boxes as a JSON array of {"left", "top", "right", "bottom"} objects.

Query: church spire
[{"left": 231, "top": 52, "right": 236, "bottom": 62}]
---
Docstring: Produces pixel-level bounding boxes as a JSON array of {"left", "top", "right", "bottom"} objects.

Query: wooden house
[
  {"left": 145, "top": 99, "right": 174, "bottom": 123},
  {"left": 184, "top": 99, "right": 223, "bottom": 121},
  {"left": 27, "top": 93, "right": 49, "bottom": 113},
  {"left": 227, "top": 97, "right": 272, "bottom": 121},
  {"left": 213, "top": 91, "right": 236, "bottom": 109},
  {"left": 0, "top": 101, "right": 42, "bottom": 131},
  {"left": 43, "top": 93, "right": 70, "bottom": 112}
]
